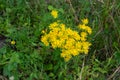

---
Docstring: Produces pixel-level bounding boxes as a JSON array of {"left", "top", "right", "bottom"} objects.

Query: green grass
[{"left": 0, "top": 0, "right": 120, "bottom": 80}]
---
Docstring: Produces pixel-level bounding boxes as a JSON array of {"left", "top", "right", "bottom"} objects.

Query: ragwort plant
[
  {"left": 41, "top": 10, "right": 92, "bottom": 62},
  {"left": 1, "top": 0, "right": 119, "bottom": 80}
]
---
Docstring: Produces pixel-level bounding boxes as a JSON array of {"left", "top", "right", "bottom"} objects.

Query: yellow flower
[
  {"left": 51, "top": 40, "right": 61, "bottom": 48},
  {"left": 82, "top": 18, "right": 88, "bottom": 24},
  {"left": 71, "top": 49, "right": 79, "bottom": 56},
  {"left": 64, "top": 38, "right": 75, "bottom": 49},
  {"left": 51, "top": 10, "right": 58, "bottom": 18},
  {"left": 41, "top": 30, "right": 45, "bottom": 34},
  {"left": 82, "top": 42, "right": 91, "bottom": 54},
  {"left": 72, "top": 31, "right": 80, "bottom": 40},
  {"left": 64, "top": 55, "right": 71, "bottom": 62},
  {"left": 49, "top": 22, "right": 59, "bottom": 29},
  {"left": 86, "top": 27, "right": 92, "bottom": 34},
  {"left": 78, "top": 24, "right": 92, "bottom": 35},
  {"left": 78, "top": 24, "right": 86, "bottom": 30},
  {"left": 60, "top": 23, "right": 65, "bottom": 31},
  {"left": 61, "top": 50, "right": 71, "bottom": 62},
  {"left": 41, "top": 35, "right": 49, "bottom": 46},
  {"left": 80, "top": 32, "right": 87, "bottom": 41},
  {"left": 81, "top": 32, "right": 87, "bottom": 37},
  {"left": 75, "top": 42, "right": 82, "bottom": 49},
  {"left": 11, "top": 40, "right": 16, "bottom": 45}
]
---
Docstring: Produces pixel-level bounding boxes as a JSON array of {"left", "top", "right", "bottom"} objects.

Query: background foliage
[{"left": 0, "top": 0, "right": 120, "bottom": 80}]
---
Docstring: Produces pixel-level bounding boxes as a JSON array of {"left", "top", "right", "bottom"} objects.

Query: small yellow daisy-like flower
[
  {"left": 82, "top": 18, "right": 88, "bottom": 24},
  {"left": 51, "top": 10, "right": 58, "bottom": 18},
  {"left": 11, "top": 40, "right": 16, "bottom": 45}
]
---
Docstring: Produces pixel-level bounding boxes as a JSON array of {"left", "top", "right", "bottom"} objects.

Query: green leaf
[
  {"left": 0, "top": 46, "right": 6, "bottom": 54},
  {"left": 6, "top": 28, "right": 16, "bottom": 34},
  {"left": 48, "top": 5, "right": 54, "bottom": 10},
  {"left": 30, "top": 72, "right": 38, "bottom": 80},
  {"left": 45, "top": 64, "right": 53, "bottom": 71},
  {"left": 3, "top": 65, "right": 11, "bottom": 76},
  {"left": 59, "top": 8, "right": 64, "bottom": 13},
  {"left": 115, "top": 51, "right": 120, "bottom": 65},
  {"left": 49, "top": 73, "right": 54, "bottom": 77},
  {"left": 43, "top": 13, "right": 52, "bottom": 22},
  {"left": 10, "top": 52, "right": 20, "bottom": 63},
  {"left": 93, "top": 67, "right": 107, "bottom": 74}
]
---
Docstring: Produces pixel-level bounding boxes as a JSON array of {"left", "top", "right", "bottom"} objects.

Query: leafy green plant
[{"left": 0, "top": 0, "right": 120, "bottom": 80}]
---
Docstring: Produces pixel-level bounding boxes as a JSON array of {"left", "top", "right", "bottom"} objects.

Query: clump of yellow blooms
[
  {"left": 51, "top": 10, "right": 58, "bottom": 18},
  {"left": 41, "top": 10, "right": 92, "bottom": 62},
  {"left": 78, "top": 19, "right": 92, "bottom": 34}
]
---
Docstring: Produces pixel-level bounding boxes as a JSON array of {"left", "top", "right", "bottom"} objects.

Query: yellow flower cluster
[
  {"left": 78, "top": 19, "right": 92, "bottom": 34},
  {"left": 51, "top": 10, "right": 58, "bottom": 18},
  {"left": 41, "top": 18, "right": 92, "bottom": 61}
]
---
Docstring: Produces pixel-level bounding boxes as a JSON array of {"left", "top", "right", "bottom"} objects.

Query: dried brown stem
[
  {"left": 107, "top": 66, "right": 120, "bottom": 80},
  {"left": 65, "top": 0, "right": 79, "bottom": 23}
]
